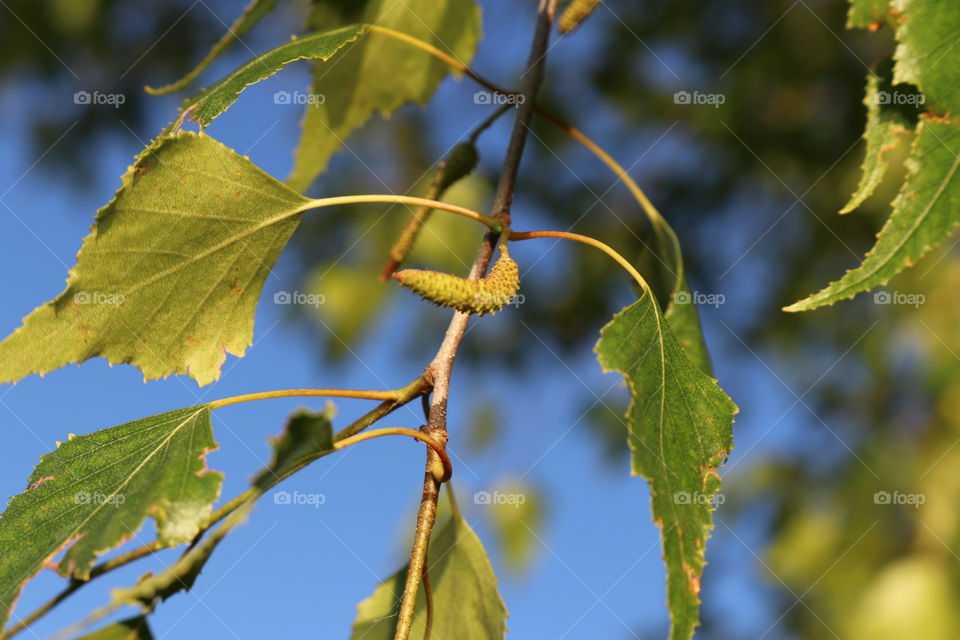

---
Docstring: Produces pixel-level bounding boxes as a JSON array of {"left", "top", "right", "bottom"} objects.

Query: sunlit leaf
[
  {"left": 786, "top": 117, "right": 960, "bottom": 311},
  {"left": 0, "top": 132, "right": 311, "bottom": 385},
  {"left": 840, "top": 62, "right": 917, "bottom": 214},
  {"left": 351, "top": 511, "right": 507, "bottom": 640},
  {"left": 146, "top": 0, "right": 282, "bottom": 95},
  {"left": 595, "top": 292, "right": 736, "bottom": 640},
  {"left": 0, "top": 406, "right": 220, "bottom": 629},
  {"left": 160, "top": 25, "right": 367, "bottom": 135},
  {"left": 288, "top": 0, "right": 481, "bottom": 191},
  {"left": 892, "top": 0, "right": 960, "bottom": 115}
]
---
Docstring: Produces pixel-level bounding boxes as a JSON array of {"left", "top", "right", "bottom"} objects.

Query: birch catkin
[{"left": 392, "top": 245, "right": 520, "bottom": 315}]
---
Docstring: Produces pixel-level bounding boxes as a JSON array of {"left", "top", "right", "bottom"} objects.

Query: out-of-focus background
[{"left": 1, "top": 1, "right": 957, "bottom": 638}]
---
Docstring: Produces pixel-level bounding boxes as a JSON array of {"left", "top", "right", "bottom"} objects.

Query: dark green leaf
[
  {"left": 75, "top": 617, "right": 155, "bottom": 640},
  {"left": 0, "top": 406, "right": 220, "bottom": 629},
  {"left": 146, "top": 0, "right": 282, "bottom": 95},
  {"left": 595, "top": 293, "right": 736, "bottom": 640},
  {"left": 160, "top": 25, "right": 367, "bottom": 135},
  {"left": 253, "top": 406, "right": 335, "bottom": 491}
]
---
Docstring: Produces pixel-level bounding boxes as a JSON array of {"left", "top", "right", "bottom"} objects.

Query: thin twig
[
  {"left": 4, "top": 378, "right": 431, "bottom": 640},
  {"left": 392, "top": 3, "right": 558, "bottom": 639}
]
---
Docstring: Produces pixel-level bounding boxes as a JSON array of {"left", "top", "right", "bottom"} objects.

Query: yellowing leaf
[
  {"left": 595, "top": 292, "right": 736, "bottom": 640},
  {"left": 288, "top": 0, "right": 482, "bottom": 191},
  {"left": 351, "top": 512, "right": 507, "bottom": 640},
  {"left": 0, "top": 406, "right": 220, "bottom": 629},
  {"left": 0, "top": 132, "right": 311, "bottom": 385}
]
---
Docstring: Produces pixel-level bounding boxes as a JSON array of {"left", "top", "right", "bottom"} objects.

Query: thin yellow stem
[
  {"left": 367, "top": 26, "right": 685, "bottom": 285},
  {"left": 509, "top": 229, "right": 650, "bottom": 293},
  {"left": 366, "top": 25, "right": 510, "bottom": 96},
  {"left": 334, "top": 428, "right": 452, "bottom": 483},
  {"left": 300, "top": 195, "right": 501, "bottom": 232},
  {"left": 209, "top": 388, "right": 402, "bottom": 410}
]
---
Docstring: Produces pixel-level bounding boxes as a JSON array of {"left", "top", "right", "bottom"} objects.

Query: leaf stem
[
  {"left": 208, "top": 387, "right": 403, "bottom": 410},
  {"left": 368, "top": 22, "right": 685, "bottom": 285},
  {"left": 366, "top": 25, "right": 511, "bottom": 97},
  {"left": 301, "top": 195, "right": 501, "bottom": 232},
  {"left": 508, "top": 229, "right": 651, "bottom": 292},
  {"left": 5, "top": 377, "right": 432, "bottom": 640},
  {"left": 334, "top": 428, "right": 452, "bottom": 483}
]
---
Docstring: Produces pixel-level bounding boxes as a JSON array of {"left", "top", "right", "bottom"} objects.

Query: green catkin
[
  {"left": 392, "top": 245, "right": 520, "bottom": 316},
  {"left": 558, "top": 0, "right": 603, "bottom": 34},
  {"left": 382, "top": 142, "right": 480, "bottom": 280}
]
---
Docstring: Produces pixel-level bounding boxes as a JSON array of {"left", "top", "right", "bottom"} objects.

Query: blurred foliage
[
  {"left": 5, "top": 0, "right": 960, "bottom": 637},
  {"left": 487, "top": 478, "right": 545, "bottom": 575}
]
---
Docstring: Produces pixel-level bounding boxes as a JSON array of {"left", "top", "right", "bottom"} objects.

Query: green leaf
[
  {"left": 0, "top": 132, "right": 311, "bottom": 385},
  {"left": 146, "top": 0, "right": 282, "bottom": 95},
  {"left": 892, "top": 0, "right": 960, "bottom": 115},
  {"left": 159, "top": 25, "right": 367, "bottom": 136},
  {"left": 595, "top": 293, "right": 736, "bottom": 640},
  {"left": 115, "top": 406, "right": 334, "bottom": 610},
  {"left": 847, "top": 0, "right": 890, "bottom": 29},
  {"left": 0, "top": 405, "right": 220, "bottom": 629},
  {"left": 648, "top": 226, "right": 712, "bottom": 374},
  {"left": 288, "top": 0, "right": 482, "bottom": 192},
  {"left": 664, "top": 277, "right": 712, "bottom": 375},
  {"left": 75, "top": 617, "right": 155, "bottom": 640},
  {"left": 253, "top": 406, "right": 335, "bottom": 491},
  {"left": 112, "top": 503, "right": 250, "bottom": 611},
  {"left": 786, "top": 116, "right": 960, "bottom": 311},
  {"left": 841, "top": 62, "right": 918, "bottom": 214},
  {"left": 351, "top": 511, "right": 507, "bottom": 640}
]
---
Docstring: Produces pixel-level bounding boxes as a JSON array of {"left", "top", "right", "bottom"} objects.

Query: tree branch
[{"left": 392, "top": 2, "right": 558, "bottom": 638}]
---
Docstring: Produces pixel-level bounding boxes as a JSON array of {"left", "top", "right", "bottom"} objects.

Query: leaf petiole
[
  {"left": 299, "top": 195, "right": 500, "bottom": 231},
  {"left": 508, "top": 229, "right": 651, "bottom": 293}
]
